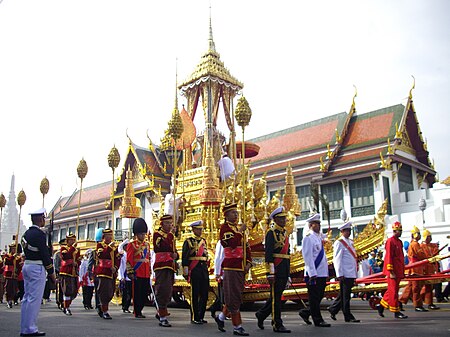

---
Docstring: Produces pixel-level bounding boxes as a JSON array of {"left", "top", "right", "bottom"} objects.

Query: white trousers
[{"left": 20, "top": 264, "right": 46, "bottom": 334}]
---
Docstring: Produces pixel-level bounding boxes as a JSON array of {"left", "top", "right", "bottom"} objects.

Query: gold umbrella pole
[
  {"left": 40, "top": 177, "right": 49, "bottom": 208},
  {"left": 235, "top": 96, "right": 252, "bottom": 227},
  {"left": 76, "top": 158, "right": 88, "bottom": 237},
  {"left": 15, "top": 189, "right": 26, "bottom": 252},
  {"left": 108, "top": 146, "right": 120, "bottom": 232},
  {"left": 0, "top": 193, "right": 6, "bottom": 233}
]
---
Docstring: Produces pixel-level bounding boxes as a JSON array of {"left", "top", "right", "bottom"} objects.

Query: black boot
[{"left": 376, "top": 304, "right": 384, "bottom": 317}]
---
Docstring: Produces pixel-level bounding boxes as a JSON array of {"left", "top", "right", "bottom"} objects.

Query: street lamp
[{"left": 418, "top": 197, "right": 426, "bottom": 226}]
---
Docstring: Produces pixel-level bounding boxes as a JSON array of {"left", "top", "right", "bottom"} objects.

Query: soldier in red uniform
[
  {"left": 420, "top": 229, "right": 440, "bottom": 310},
  {"left": 153, "top": 214, "right": 178, "bottom": 327},
  {"left": 399, "top": 226, "right": 427, "bottom": 312},
  {"left": 59, "top": 233, "right": 81, "bottom": 316},
  {"left": 3, "top": 243, "right": 20, "bottom": 308},
  {"left": 214, "top": 203, "right": 252, "bottom": 336},
  {"left": 94, "top": 228, "right": 121, "bottom": 319},
  {"left": 126, "top": 218, "right": 150, "bottom": 319},
  {"left": 377, "top": 221, "right": 408, "bottom": 319}
]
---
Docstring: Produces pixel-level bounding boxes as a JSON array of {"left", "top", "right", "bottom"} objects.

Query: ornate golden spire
[
  {"left": 120, "top": 167, "right": 141, "bottom": 218},
  {"left": 283, "top": 164, "right": 301, "bottom": 216},
  {"left": 199, "top": 147, "right": 222, "bottom": 205}
]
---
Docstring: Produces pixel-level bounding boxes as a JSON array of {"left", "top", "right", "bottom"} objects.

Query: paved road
[{"left": 2, "top": 297, "right": 450, "bottom": 337}]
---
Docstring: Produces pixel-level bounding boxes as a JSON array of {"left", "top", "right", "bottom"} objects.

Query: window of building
[
  {"left": 350, "top": 177, "right": 375, "bottom": 217},
  {"left": 383, "top": 176, "right": 392, "bottom": 215},
  {"left": 78, "top": 225, "right": 86, "bottom": 240},
  {"left": 115, "top": 218, "right": 122, "bottom": 231},
  {"left": 98, "top": 221, "right": 106, "bottom": 229},
  {"left": 87, "top": 223, "right": 95, "bottom": 240},
  {"left": 52, "top": 230, "right": 58, "bottom": 243},
  {"left": 398, "top": 164, "right": 414, "bottom": 193},
  {"left": 68, "top": 227, "right": 75, "bottom": 236},
  {"left": 296, "top": 185, "right": 311, "bottom": 220},
  {"left": 296, "top": 227, "right": 303, "bottom": 246},
  {"left": 320, "top": 182, "right": 344, "bottom": 220},
  {"left": 60, "top": 228, "right": 67, "bottom": 239}
]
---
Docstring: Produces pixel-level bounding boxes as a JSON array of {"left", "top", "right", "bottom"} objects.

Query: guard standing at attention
[
  {"left": 255, "top": 206, "right": 291, "bottom": 333},
  {"left": 126, "top": 218, "right": 151, "bottom": 319},
  {"left": 20, "top": 208, "right": 55, "bottom": 337},
  {"left": 182, "top": 220, "right": 210, "bottom": 324}
]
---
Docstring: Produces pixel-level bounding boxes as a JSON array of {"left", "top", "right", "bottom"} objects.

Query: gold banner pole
[
  {"left": 0, "top": 193, "right": 6, "bottom": 233},
  {"left": 76, "top": 158, "right": 88, "bottom": 238},
  {"left": 15, "top": 189, "right": 26, "bottom": 252}
]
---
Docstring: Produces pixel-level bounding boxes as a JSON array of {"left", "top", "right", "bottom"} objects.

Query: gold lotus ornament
[
  {"left": 108, "top": 145, "right": 121, "bottom": 230},
  {"left": 40, "top": 177, "right": 49, "bottom": 208},
  {"left": 76, "top": 158, "right": 88, "bottom": 236},
  {"left": 16, "top": 189, "right": 26, "bottom": 251}
]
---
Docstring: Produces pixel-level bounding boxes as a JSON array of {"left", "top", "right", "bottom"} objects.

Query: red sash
[
  {"left": 99, "top": 259, "right": 112, "bottom": 268},
  {"left": 274, "top": 234, "right": 290, "bottom": 267},
  {"left": 188, "top": 241, "right": 206, "bottom": 282},
  {"left": 224, "top": 246, "right": 243, "bottom": 259},
  {"left": 338, "top": 238, "right": 358, "bottom": 270},
  {"left": 155, "top": 252, "right": 174, "bottom": 263},
  {"left": 4, "top": 265, "right": 14, "bottom": 272}
]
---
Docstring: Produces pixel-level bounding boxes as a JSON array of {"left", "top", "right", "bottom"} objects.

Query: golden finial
[
  {"left": 335, "top": 128, "right": 341, "bottom": 144},
  {"left": 40, "top": 177, "right": 50, "bottom": 208},
  {"left": 235, "top": 96, "right": 252, "bottom": 129},
  {"left": 326, "top": 144, "right": 332, "bottom": 159},
  {"left": 0, "top": 193, "right": 6, "bottom": 208},
  {"left": 108, "top": 145, "right": 120, "bottom": 169},
  {"left": 379, "top": 152, "right": 391, "bottom": 170},
  {"left": 17, "top": 189, "right": 26, "bottom": 207},
  {"left": 409, "top": 75, "right": 415, "bottom": 99},
  {"left": 77, "top": 158, "right": 88, "bottom": 179},
  {"left": 423, "top": 137, "right": 428, "bottom": 151},
  {"left": 119, "top": 166, "right": 141, "bottom": 218},
  {"left": 168, "top": 107, "right": 184, "bottom": 141}
]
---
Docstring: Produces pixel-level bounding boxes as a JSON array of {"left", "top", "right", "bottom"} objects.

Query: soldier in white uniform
[
  {"left": 20, "top": 208, "right": 56, "bottom": 337},
  {"left": 298, "top": 213, "right": 331, "bottom": 327},
  {"left": 328, "top": 221, "right": 360, "bottom": 323}
]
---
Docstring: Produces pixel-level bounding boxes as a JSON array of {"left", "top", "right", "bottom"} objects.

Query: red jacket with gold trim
[
  {"left": 94, "top": 241, "right": 121, "bottom": 279},
  {"left": 59, "top": 245, "right": 81, "bottom": 277},
  {"left": 382, "top": 235, "right": 405, "bottom": 278},
  {"left": 219, "top": 221, "right": 252, "bottom": 272},
  {"left": 153, "top": 229, "right": 178, "bottom": 272},
  {"left": 2, "top": 253, "right": 20, "bottom": 279},
  {"left": 406, "top": 240, "right": 425, "bottom": 275},
  {"left": 126, "top": 239, "right": 150, "bottom": 279}
]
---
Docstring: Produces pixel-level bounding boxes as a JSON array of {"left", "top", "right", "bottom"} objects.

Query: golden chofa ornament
[
  {"left": 40, "top": 177, "right": 49, "bottom": 208},
  {"left": 119, "top": 167, "right": 141, "bottom": 219}
]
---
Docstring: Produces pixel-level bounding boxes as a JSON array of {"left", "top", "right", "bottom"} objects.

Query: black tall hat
[{"left": 133, "top": 218, "right": 148, "bottom": 235}]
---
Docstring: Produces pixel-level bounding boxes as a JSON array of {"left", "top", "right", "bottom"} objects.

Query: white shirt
[
  {"left": 333, "top": 237, "right": 357, "bottom": 278},
  {"left": 118, "top": 253, "right": 130, "bottom": 281},
  {"left": 78, "top": 259, "right": 94, "bottom": 286},
  {"left": 164, "top": 193, "right": 182, "bottom": 216},
  {"left": 302, "top": 231, "right": 328, "bottom": 278},
  {"left": 217, "top": 156, "right": 235, "bottom": 181},
  {"left": 214, "top": 240, "right": 224, "bottom": 277}
]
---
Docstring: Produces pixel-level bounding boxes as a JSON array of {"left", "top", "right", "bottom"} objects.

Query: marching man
[{"left": 59, "top": 233, "right": 81, "bottom": 316}]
